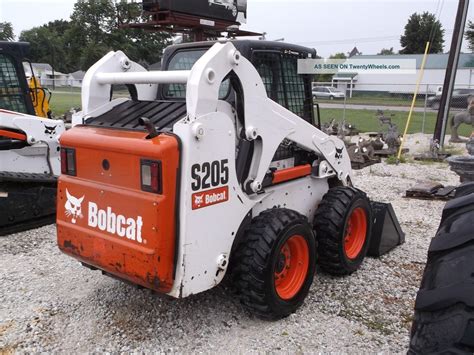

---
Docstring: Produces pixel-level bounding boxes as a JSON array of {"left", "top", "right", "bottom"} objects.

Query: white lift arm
[
  {"left": 185, "top": 42, "right": 352, "bottom": 189},
  {"left": 0, "top": 109, "right": 65, "bottom": 176},
  {"left": 80, "top": 42, "right": 352, "bottom": 187}
]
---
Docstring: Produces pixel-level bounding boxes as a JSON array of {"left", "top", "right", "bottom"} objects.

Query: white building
[
  {"left": 69, "top": 70, "right": 85, "bottom": 87},
  {"left": 331, "top": 53, "right": 474, "bottom": 97},
  {"left": 23, "top": 63, "right": 70, "bottom": 87}
]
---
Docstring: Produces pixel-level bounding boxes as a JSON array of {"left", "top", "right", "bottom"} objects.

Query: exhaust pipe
[{"left": 138, "top": 117, "right": 159, "bottom": 139}]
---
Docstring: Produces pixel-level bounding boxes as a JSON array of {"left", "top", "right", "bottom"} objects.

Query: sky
[{"left": 0, "top": 0, "right": 473, "bottom": 57}]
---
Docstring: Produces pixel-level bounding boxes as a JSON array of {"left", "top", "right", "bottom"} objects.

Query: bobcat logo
[
  {"left": 44, "top": 124, "right": 57, "bottom": 137},
  {"left": 335, "top": 147, "right": 344, "bottom": 163},
  {"left": 65, "top": 189, "right": 84, "bottom": 224},
  {"left": 194, "top": 194, "right": 204, "bottom": 207}
]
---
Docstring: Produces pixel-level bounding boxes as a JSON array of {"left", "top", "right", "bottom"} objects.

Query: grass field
[
  {"left": 49, "top": 92, "right": 82, "bottom": 117},
  {"left": 319, "top": 108, "right": 473, "bottom": 137},
  {"left": 315, "top": 96, "right": 426, "bottom": 107}
]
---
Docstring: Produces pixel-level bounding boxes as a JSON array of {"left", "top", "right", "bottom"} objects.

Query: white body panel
[
  {"left": 77, "top": 41, "right": 353, "bottom": 297},
  {"left": 0, "top": 110, "right": 65, "bottom": 176},
  {"left": 171, "top": 42, "right": 349, "bottom": 296},
  {"left": 171, "top": 109, "right": 255, "bottom": 296}
]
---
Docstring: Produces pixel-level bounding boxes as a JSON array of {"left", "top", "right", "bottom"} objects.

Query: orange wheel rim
[
  {"left": 274, "top": 235, "right": 310, "bottom": 300},
  {"left": 344, "top": 207, "right": 367, "bottom": 259}
]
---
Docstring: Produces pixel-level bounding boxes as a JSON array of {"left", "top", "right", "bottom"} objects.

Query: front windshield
[{"left": 163, "top": 49, "right": 230, "bottom": 99}]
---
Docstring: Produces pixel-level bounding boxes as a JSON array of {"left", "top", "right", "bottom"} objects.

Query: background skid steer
[
  {"left": 58, "top": 40, "right": 373, "bottom": 319},
  {"left": 0, "top": 41, "right": 64, "bottom": 235}
]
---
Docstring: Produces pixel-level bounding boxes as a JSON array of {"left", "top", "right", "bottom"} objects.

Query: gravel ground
[{"left": 0, "top": 135, "right": 465, "bottom": 353}]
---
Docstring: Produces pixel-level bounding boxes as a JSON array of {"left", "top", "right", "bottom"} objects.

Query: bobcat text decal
[
  {"left": 64, "top": 190, "right": 143, "bottom": 243},
  {"left": 88, "top": 203, "right": 143, "bottom": 243},
  {"left": 192, "top": 186, "right": 229, "bottom": 210},
  {"left": 191, "top": 159, "right": 230, "bottom": 210}
]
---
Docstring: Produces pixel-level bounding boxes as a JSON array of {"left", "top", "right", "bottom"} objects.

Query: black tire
[
  {"left": 231, "top": 208, "right": 317, "bottom": 320},
  {"left": 314, "top": 186, "right": 372, "bottom": 275},
  {"left": 432, "top": 101, "right": 440, "bottom": 110},
  {"left": 409, "top": 192, "right": 474, "bottom": 354},
  {"left": 455, "top": 182, "right": 474, "bottom": 198},
  {"left": 329, "top": 95, "right": 335, "bottom": 100}
]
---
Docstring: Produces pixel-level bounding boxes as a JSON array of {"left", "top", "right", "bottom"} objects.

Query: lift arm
[{"left": 80, "top": 42, "right": 352, "bottom": 189}]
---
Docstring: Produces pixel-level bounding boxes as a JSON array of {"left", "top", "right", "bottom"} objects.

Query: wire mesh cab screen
[
  {"left": 0, "top": 54, "right": 29, "bottom": 114},
  {"left": 251, "top": 50, "right": 310, "bottom": 121},
  {"left": 163, "top": 49, "right": 230, "bottom": 99}
]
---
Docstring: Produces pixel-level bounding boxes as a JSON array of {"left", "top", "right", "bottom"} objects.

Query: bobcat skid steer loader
[
  {"left": 58, "top": 40, "right": 372, "bottom": 319},
  {"left": 0, "top": 41, "right": 65, "bottom": 235}
]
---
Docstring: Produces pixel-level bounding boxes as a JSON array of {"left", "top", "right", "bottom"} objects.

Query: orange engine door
[{"left": 57, "top": 126, "right": 180, "bottom": 293}]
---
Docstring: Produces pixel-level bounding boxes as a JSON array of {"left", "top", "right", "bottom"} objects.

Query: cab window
[
  {"left": 0, "top": 54, "right": 29, "bottom": 114},
  {"left": 252, "top": 50, "right": 311, "bottom": 121},
  {"left": 163, "top": 49, "right": 230, "bottom": 99}
]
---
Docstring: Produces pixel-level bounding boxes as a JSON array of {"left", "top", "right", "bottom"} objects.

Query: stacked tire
[{"left": 409, "top": 183, "right": 474, "bottom": 354}]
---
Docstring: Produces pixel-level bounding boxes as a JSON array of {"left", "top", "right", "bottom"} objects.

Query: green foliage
[
  {"left": 318, "top": 108, "right": 472, "bottom": 137},
  {"left": 465, "top": 20, "right": 474, "bottom": 52},
  {"left": 378, "top": 47, "right": 395, "bottom": 55},
  {"left": 49, "top": 92, "right": 82, "bottom": 116},
  {"left": 20, "top": 20, "right": 72, "bottom": 73},
  {"left": 79, "top": 43, "right": 111, "bottom": 70},
  {"left": 400, "top": 12, "right": 444, "bottom": 54},
  {"left": 385, "top": 155, "right": 406, "bottom": 164},
  {"left": 330, "top": 52, "right": 347, "bottom": 59},
  {"left": 19, "top": 1, "right": 170, "bottom": 72},
  {"left": 0, "top": 22, "right": 15, "bottom": 41}
]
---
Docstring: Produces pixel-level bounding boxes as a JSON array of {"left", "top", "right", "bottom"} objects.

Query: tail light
[
  {"left": 60, "top": 147, "right": 76, "bottom": 176},
  {"left": 141, "top": 159, "right": 162, "bottom": 194}
]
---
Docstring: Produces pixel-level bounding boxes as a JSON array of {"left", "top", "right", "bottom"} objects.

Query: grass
[
  {"left": 385, "top": 155, "right": 407, "bottom": 164},
  {"left": 319, "top": 108, "right": 473, "bottom": 137},
  {"left": 315, "top": 96, "right": 426, "bottom": 107},
  {"left": 49, "top": 90, "right": 132, "bottom": 117},
  {"left": 442, "top": 145, "right": 466, "bottom": 155},
  {"left": 49, "top": 92, "right": 82, "bottom": 117}
]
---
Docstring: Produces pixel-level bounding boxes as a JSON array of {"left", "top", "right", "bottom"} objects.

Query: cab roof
[{"left": 163, "top": 39, "right": 317, "bottom": 59}]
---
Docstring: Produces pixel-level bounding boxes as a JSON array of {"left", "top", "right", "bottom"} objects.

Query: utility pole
[
  {"left": 51, "top": 44, "right": 56, "bottom": 91},
  {"left": 433, "top": 0, "right": 470, "bottom": 147}
]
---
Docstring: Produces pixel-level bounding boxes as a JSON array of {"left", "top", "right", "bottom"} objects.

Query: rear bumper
[
  {"left": 58, "top": 221, "right": 166, "bottom": 291},
  {"left": 57, "top": 177, "right": 175, "bottom": 293},
  {"left": 57, "top": 127, "right": 180, "bottom": 294}
]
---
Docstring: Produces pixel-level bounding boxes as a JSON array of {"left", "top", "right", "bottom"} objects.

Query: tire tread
[
  {"left": 231, "top": 208, "right": 315, "bottom": 319},
  {"left": 314, "top": 186, "right": 371, "bottom": 275},
  {"left": 409, "top": 194, "right": 474, "bottom": 353}
]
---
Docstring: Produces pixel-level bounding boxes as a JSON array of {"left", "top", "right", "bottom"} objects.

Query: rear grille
[{"left": 85, "top": 100, "right": 187, "bottom": 131}]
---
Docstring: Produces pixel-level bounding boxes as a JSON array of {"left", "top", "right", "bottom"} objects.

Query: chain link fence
[{"left": 312, "top": 82, "right": 474, "bottom": 137}]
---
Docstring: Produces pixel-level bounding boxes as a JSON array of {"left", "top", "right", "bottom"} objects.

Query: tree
[
  {"left": 109, "top": 1, "right": 170, "bottom": 67},
  {"left": 330, "top": 52, "right": 347, "bottom": 59},
  {"left": 68, "top": 0, "right": 170, "bottom": 70},
  {"left": 400, "top": 12, "right": 444, "bottom": 54},
  {"left": 0, "top": 22, "right": 14, "bottom": 41},
  {"left": 19, "top": 1, "right": 170, "bottom": 72},
  {"left": 70, "top": 0, "right": 116, "bottom": 44},
  {"left": 20, "top": 21, "right": 73, "bottom": 73},
  {"left": 378, "top": 47, "right": 395, "bottom": 55},
  {"left": 465, "top": 20, "right": 474, "bottom": 52}
]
